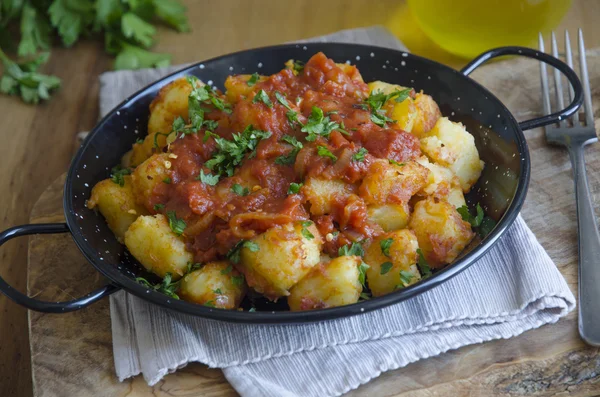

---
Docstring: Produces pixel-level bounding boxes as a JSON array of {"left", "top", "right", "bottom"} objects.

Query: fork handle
[{"left": 568, "top": 142, "right": 600, "bottom": 346}]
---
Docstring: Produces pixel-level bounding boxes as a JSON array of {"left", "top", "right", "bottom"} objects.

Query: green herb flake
[
  {"left": 221, "top": 264, "right": 233, "bottom": 275},
  {"left": 353, "top": 147, "right": 368, "bottom": 162},
  {"left": 359, "top": 292, "right": 371, "bottom": 300},
  {"left": 231, "top": 184, "right": 250, "bottom": 196},
  {"left": 380, "top": 238, "right": 393, "bottom": 257},
  {"left": 163, "top": 177, "right": 172, "bottom": 184},
  {"left": 248, "top": 307, "right": 257, "bottom": 312},
  {"left": 214, "top": 288, "right": 222, "bottom": 294},
  {"left": 166, "top": 210, "right": 186, "bottom": 236},
  {"left": 293, "top": 60, "right": 305, "bottom": 74},
  {"left": 457, "top": 203, "right": 484, "bottom": 227},
  {"left": 358, "top": 261, "right": 369, "bottom": 286},
  {"left": 389, "top": 159, "right": 405, "bottom": 166},
  {"left": 288, "top": 182, "right": 303, "bottom": 195},
  {"left": 110, "top": 165, "right": 131, "bottom": 187},
  {"left": 300, "top": 221, "right": 314, "bottom": 240},
  {"left": 380, "top": 261, "right": 393, "bottom": 275},
  {"left": 135, "top": 137, "right": 144, "bottom": 144},
  {"left": 153, "top": 203, "right": 165, "bottom": 211},
  {"left": 478, "top": 217, "right": 497, "bottom": 239},
  {"left": 338, "top": 242, "right": 364, "bottom": 257},
  {"left": 317, "top": 145, "right": 337, "bottom": 162},
  {"left": 416, "top": 248, "right": 431, "bottom": 278},
  {"left": 136, "top": 272, "right": 180, "bottom": 299},
  {"left": 399, "top": 270, "right": 415, "bottom": 287},
  {"left": 247, "top": 73, "right": 260, "bottom": 87},
  {"left": 243, "top": 241, "right": 260, "bottom": 252},
  {"left": 232, "top": 275, "right": 245, "bottom": 286},
  {"left": 186, "top": 262, "right": 202, "bottom": 273},
  {"left": 196, "top": 170, "right": 219, "bottom": 186},
  {"left": 302, "top": 106, "right": 340, "bottom": 141},
  {"left": 253, "top": 89, "right": 273, "bottom": 108}
]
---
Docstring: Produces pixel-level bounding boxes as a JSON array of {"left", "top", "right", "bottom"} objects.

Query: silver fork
[{"left": 539, "top": 30, "right": 599, "bottom": 346}]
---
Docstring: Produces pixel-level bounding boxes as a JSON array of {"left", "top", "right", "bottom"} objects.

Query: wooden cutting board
[{"left": 28, "top": 51, "right": 600, "bottom": 396}]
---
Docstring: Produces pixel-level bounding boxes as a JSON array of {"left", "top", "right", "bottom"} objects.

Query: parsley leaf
[
  {"left": 166, "top": 210, "right": 186, "bottom": 236},
  {"left": 205, "top": 125, "right": 271, "bottom": 177},
  {"left": 399, "top": 270, "right": 415, "bottom": 287},
  {"left": 163, "top": 177, "right": 172, "bottom": 184},
  {"left": 363, "top": 88, "right": 410, "bottom": 128},
  {"left": 358, "top": 261, "right": 369, "bottom": 286},
  {"left": 153, "top": 0, "right": 190, "bottom": 32},
  {"left": 317, "top": 145, "right": 337, "bottom": 162},
  {"left": 288, "top": 182, "right": 303, "bottom": 195},
  {"left": 380, "top": 238, "right": 393, "bottom": 257},
  {"left": 110, "top": 165, "right": 131, "bottom": 187},
  {"left": 136, "top": 272, "right": 180, "bottom": 299},
  {"left": 370, "top": 111, "right": 394, "bottom": 127},
  {"left": 359, "top": 291, "right": 371, "bottom": 300},
  {"left": 389, "top": 159, "right": 405, "bottom": 166},
  {"left": 302, "top": 106, "right": 340, "bottom": 141},
  {"left": 153, "top": 203, "right": 165, "bottom": 211},
  {"left": 247, "top": 73, "right": 260, "bottom": 87},
  {"left": 293, "top": 60, "right": 305, "bottom": 74},
  {"left": 478, "top": 217, "right": 497, "bottom": 238},
  {"left": 380, "top": 261, "right": 393, "bottom": 275},
  {"left": 457, "top": 203, "right": 484, "bottom": 227},
  {"left": 275, "top": 135, "right": 303, "bottom": 165},
  {"left": 416, "top": 248, "right": 431, "bottom": 278},
  {"left": 300, "top": 221, "right": 314, "bottom": 240},
  {"left": 221, "top": 264, "right": 233, "bottom": 274},
  {"left": 121, "top": 12, "right": 156, "bottom": 47},
  {"left": 48, "top": 0, "right": 94, "bottom": 47},
  {"left": 186, "top": 262, "right": 202, "bottom": 273},
  {"left": 338, "top": 242, "right": 364, "bottom": 257},
  {"left": 232, "top": 275, "right": 245, "bottom": 286},
  {"left": 114, "top": 44, "right": 171, "bottom": 70},
  {"left": 204, "top": 300, "right": 215, "bottom": 307},
  {"left": 353, "top": 147, "right": 368, "bottom": 162},
  {"left": 227, "top": 240, "right": 259, "bottom": 264},
  {"left": 231, "top": 184, "right": 249, "bottom": 196},
  {"left": 214, "top": 288, "right": 222, "bottom": 294},
  {"left": 196, "top": 170, "right": 219, "bottom": 186},
  {"left": 18, "top": 4, "right": 51, "bottom": 56},
  {"left": 253, "top": 89, "right": 273, "bottom": 108}
]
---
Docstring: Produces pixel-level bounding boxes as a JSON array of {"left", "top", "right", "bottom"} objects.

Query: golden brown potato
[
  {"left": 336, "top": 63, "right": 365, "bottom": 83},
  {"left": 288, "top": 255, "right": 362, "bottom": 311},
  {"left": 359, "top": 159, "right": 429, "bottom": 205},
  {"left": 131, "top": 153, "right": 170, "bottom": 211},
  {"left": 304, "top": 177, "right": 354, "bottom": 216},
  {"left": 124, "top": 214, "right": 192, "bottom": 279},
  {"left": 238, "top": 221, "right": 323, "bottom": 299},
  {"left": 420, "top": 117, "right": 484, "bottom": 192},
  {"left": 411, "top": 92, "right": 442, "bottom": 137},
  {"left": 179, "top": 261, "right": 246, "bottom": 309},
  {"left": 364, "top": 230, "right": 421, "bottom": 296},
  {"left": 148, "top": 77, "right": 201, "bottom": 136},
  {"left": 367, "top": 203, "right": 410, "bottom": 232},
  {"left": 224, "top": 74, "right": 268, "bottom": 103},
  {"left": 408, "top": 197, "right": 474, "bottom": 268},
  {"left": 87, "top": 176, "right": 149, "bottom": 241},
  {"left": 416, "top": 156, "right": 466, "bottom": 208},
  {"left": 129, "top": 134, "right": 158, "bottom": 167}
]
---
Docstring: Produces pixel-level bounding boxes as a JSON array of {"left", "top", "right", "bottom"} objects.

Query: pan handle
[
  {"left": 461, "top": 46, "right": 583, "bottom": 131},
  {"left": 0, "top": 223, "right": 120, "bottom": 313}
]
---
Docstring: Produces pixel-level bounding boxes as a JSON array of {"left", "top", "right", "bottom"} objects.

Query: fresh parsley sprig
[
  {"left": 0, "top": 50, "right": 60, "bottom": 104},
  {"left": 457, "top": 203, "right": 497, "bottom": 238},
  {"left": 363, "top": 88, "right": 411, "bottom": 128},
  {"left": 110, "top": 165, "right": 131, "bottom": 187},
  {"left": 302, "top": 106, "right": 341, "bottom": 141}
]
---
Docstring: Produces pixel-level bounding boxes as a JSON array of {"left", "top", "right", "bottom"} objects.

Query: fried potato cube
[
  {"left": 224, "top": 74, "right": 268, "bottom": 103},
  {"left": 179, "top": 261, "right": 246, "bottom": 309},
  {"left": 420, "top": 117, "right": 484, "bottom": 192},
  {"left": 335, "top": 63, "right": 365, "bottom": 83},
  {"left": 411, "top": 92, "right": 441, "bottom": 137},
  {"left": 408, "top": 197, "right": 474, "bottom": 268},
  {"left": 238, "top": 221, "right": 323, "bottom": 299},
  {"left": 148, "top": 77, "right": 201, "bottom": 136},
  {"left": 131, "top": 153, "right": 170, "bottom": 211},
  {"left": 288, "top": 255, "right": 362, "bottom": 311},
  {"left": 124, "top": 214, "right": 193, "bottom": 279},
  {"left": 416, "top": 156, "right": 466, "bottom": 208},
  {"left": 129, "top": 134, "right": 157, "bottom": 167},
  {"left": 364, "top": 230, "right": 421, "bottom": 296},
  {"left": 367, "top": 203, "right": 410, "bottom": 232},
  {"left": 304, "top": 177, "right": 354, "bottom": 216},
  {"left": 359, "top": 159, "right": 429, "bottom": 205},
  {"left": 87, "top": 176, "right": 148, "bottom": 241},
  {"left": 391, "top": 95, "right": 418, "bottom": 133}
]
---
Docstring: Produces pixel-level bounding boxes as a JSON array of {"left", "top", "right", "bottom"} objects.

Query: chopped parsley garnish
[
  {"left": 457, "top": 203, "right": 484, "bottom": 227},
  {"left": 204, "top": 300, "right": 216, "bottom": 307},
  {"left": 399, "top": 270, "right": 415, "bottom": 287},
  {"left": 363, "top": 88, "right": 411, "bottom": 127},
  {"left": 153, "top": 132, "right": 171, "bottom": 149},
  {"left": 358, "top": 261, "right": 369, "bottom": 286},
  {"left": 370, "top": 111, "right": 394, "bottom": 127},
  {"left": 221, "top": 264, "right": 233, "bottom": 275},
  {"left": 203, "top": 120, "right": 219, "bottom": 131},
  {"left": 359, "top": 292, "right": 371, "bottom": 300},
  {"left": 166, "top": 210, "right": 186, "bottom": 236},
  {"left": 205, "top": 125, "right": 271, "bottom": 177},
  {"left": 153, "top": 203, "right": 165, "bottom": 211},
  {"left": 353, "top": 147, "right": 368, "bottom": 162},
  {"left": 416, "top": 248, "right": 431, "bottom": 278},
  {"left": 253, "top": 89, "right": 273, "bottom": 108},
  {"left": 317, "top": 145, "right": 337, "bottom": 162},
  {"left": 196, "top": 170, "right": 219, "bottom": 186},
  {"left": 300, "top": 221, "right": 314, "bottom": 239},
  {"left": 163, "top": 177, "right": 172, "bottom": 184},
  {"left": 380, "top": 238, "right": 393, "bottom": 257},
  {"left": 478, "top": 217, "right": 496, "bottom": 238},
  {"left": 389, "top": 159, "right": 405, "bottom": 166},
  {"left": 275, "top": 92, "right": 300, "bottom": 125},
  {"left": 227, "top": 240, "right": 260, "bottom": 264},
  {"left": 247, "top": 73, "right": 260, "bottom": 87},
  {"left": 110, "top": 165, "right": 131, "bottom": 187},
  {"left": 232, "top": 275, "right": 245, "bottom": 286},
  {"left": 186, "top": 76, "right": 232, "bottom": 120},
  {"left": 136, "top": 272, "right": 180, "bottom": 299},
  {"left": 338, "top": 242, "right": 364, "bottom": 257},
  {"left": 231, "top": 184, "right": 250, "bottom": 196},
  {"left": 380, "top": 261, "right": 393, "bottom": 275},
  {"left": 293, "top": 60, "right": 305, "bottom": 74},
  {"left": 275, "top": 134, "right": 303, "bottom": 165},
  {"left": 214, "top": 288, "right": 222, "bottom": 294},
  {"left": 288, "top": 182, "right": 303, "bottom": 195},
  {"left": 302, "top": 106, "right": 341, "bottom": 141},
  {"left": 135, "top": 137, "right": 144, "bottom": 144},
  {"left": 186, "top": 262, "right": 203, "bottom": 273}
]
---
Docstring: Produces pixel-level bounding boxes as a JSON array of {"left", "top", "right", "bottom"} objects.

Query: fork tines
[{"left": 539, "top": 29, "right": 594, "bottom": 129}]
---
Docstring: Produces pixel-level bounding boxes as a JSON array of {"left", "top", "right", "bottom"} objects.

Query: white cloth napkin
[{"left": 103, "top": 27, "right": 576, "bottom": 397}]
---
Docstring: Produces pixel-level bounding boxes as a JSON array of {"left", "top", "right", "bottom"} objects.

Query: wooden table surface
[{"left": 1, "top": 0, "right": 599, "bottom": 396}]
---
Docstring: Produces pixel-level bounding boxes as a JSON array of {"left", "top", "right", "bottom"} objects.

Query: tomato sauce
[{"left": 152, "top": 52, "right": 421, "bottom": 262}]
